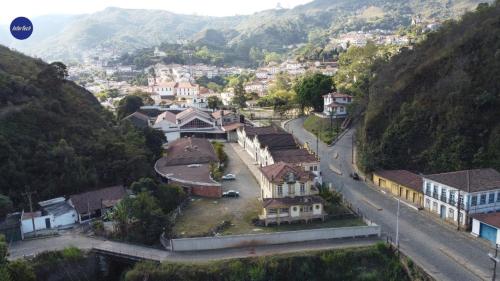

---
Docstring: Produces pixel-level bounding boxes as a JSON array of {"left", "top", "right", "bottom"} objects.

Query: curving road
[{"left": 286, "top": 117, "right": 497, "bottom": 281}]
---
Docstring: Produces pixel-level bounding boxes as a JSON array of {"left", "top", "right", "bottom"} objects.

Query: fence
[{"left": 169, "top": 225, "right": 381, "bottom": 252}]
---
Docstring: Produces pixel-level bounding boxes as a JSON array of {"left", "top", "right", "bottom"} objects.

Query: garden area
[{"left": 303, "top": 114, "right": 344, "bottom": 144}]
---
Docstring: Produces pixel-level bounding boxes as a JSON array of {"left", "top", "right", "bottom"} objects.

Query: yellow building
[{"left": 373, "top": 170, "right": 424, "bottom": 208}]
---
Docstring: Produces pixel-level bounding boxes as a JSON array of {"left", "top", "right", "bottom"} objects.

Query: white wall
[
  {"left": 471, "top": 219, "right": 480, "bottom": 236},
  {"left": 53, "top": 211, "right": 78, "bottom": 227},
  {"left": 22, "top": 215, "right": 52, "bottom": 234},
  {"left": 171, "top": 225, "right": 381, "bottom": 251}
]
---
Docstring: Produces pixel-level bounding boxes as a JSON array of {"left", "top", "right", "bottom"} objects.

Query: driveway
[{"left": 286, "top": 117, "right": 497, "bottom": 281}]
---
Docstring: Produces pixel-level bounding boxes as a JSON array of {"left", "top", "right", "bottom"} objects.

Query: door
[
  {"left": 440, "top": 205, "right": 446, "bottom": 219},
  {"left": 45, "top": 218, "right": 51, "bottom": 229},
  {"left": 480, "top": 223, "right": 497, "bottom": 244}
]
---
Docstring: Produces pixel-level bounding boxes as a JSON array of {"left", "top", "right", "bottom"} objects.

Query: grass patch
[{"left": 303, "top": 115, "right": 342, "bottom": 144}]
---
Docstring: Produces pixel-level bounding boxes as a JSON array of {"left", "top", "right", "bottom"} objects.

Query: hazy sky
[{"left": 1, "top": 0, "right": 312, "bottom": 23}]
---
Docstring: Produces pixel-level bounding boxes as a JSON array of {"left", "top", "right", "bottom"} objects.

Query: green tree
[
  {"left": 117, "top": 95, "right": 144, "bottom": 120},
  {"left": 0, "top": 196, "right": 13, "bottom": 220},
  {"left": 129, "top": 192, "right": 169, "bottom": 244},
  {"left": 207, "top": 96, "right": 222, "bottom": 111},
  {"left": 232, "top": 77, "right": 247, "bottom": 108},
  {"left": 294, "top": 73, "right": 333, "bottom": 113}
]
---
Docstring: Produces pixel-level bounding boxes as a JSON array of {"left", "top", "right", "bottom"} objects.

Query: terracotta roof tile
[
  {"left": 260, "top": 162, "right": 314, "bottom": 184},
  {"left": 70, "top": 186, "right": 126, "bottom": 214},
  {"left": 374, "top": 170, "right": 423, "bottom": 192}
]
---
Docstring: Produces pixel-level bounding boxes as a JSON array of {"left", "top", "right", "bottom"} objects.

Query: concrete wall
[{"left": 171, "top": 225, "right": 381, "bottom": 251}]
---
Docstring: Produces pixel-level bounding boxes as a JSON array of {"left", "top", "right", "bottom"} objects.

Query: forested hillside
[
  {"left": 0, "top": 46, "right": 163, "bottom": 207},
  {"left": 358, "top": 2, "right": 500, "bottom": 173},
  {"left": 0, "top": 0, "right": 489, "bottom": 61}
]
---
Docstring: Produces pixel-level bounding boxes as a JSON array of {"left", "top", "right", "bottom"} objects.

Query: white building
[
  {"left": 323, "top": 92, "right": 353, "bottom": 117},
  {"left": 259, "top": 162, "right": 325, "bottom": 225},
  {"left": 423, "top": 168, "right": 500, "bottom": 226},
  {"left": 471, "top": 213, "right": 500, "bottom": 245},
  {"left": 39, "top": 197, "right": 78, "bottom": 228}
]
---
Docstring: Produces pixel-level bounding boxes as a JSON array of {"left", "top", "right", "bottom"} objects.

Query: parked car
[
  {"left": 222, "top": 173, "right": 236, "bottom": 180},
  {"left": 222, "top": 190, "right": 240, "bottom": 197},
  {"left": 350, "top": 172, "right": 360, "bottom": 180}
]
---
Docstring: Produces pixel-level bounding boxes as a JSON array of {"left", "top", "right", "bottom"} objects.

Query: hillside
[
  {"left": 358, "top": 2, "right": 500, "bottom": 173},
  {"left": 0, "top": 45, "right": 160, "bottom": 206},
  {"left": 0, "top": 0, "right": 489, "bottom": 61}
]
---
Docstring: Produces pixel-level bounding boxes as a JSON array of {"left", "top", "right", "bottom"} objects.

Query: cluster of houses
[
  {"left": 0, "top": 186, "right": 127, "bottom": 241},
  {"left": 124, "top": 107, "right": 243, "bottom": 143},
  {"left": 372, "top": 168, "right": 500, "bottom": 245},
  {"left": 237, "top": 125, "right": 325, "bottom": 225}
]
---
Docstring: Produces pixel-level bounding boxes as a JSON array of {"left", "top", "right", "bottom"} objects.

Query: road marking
[
  {"left": 393, "top": 197, "right": 419, "bottom": 211},
  {"left": 362, "top": 199, "right": 383, "bottom": 211},
  {"left": 329, "top": 164, "right": 342, "bottom": 175},
  {"left": 439, "top": 247, "right": 488, "bottom": 281}
]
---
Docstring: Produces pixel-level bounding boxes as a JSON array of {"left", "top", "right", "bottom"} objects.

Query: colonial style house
[
  {"left": 259, "top": 162, "right": 325, "bottom": 225},
  {"left": 153, "top": 81, "right": 200, "bottom": 98},
  {"left": 423, "top": 168, "right": 500, "bottom": 227},
  {"left": 237, "top": 125, "right": 288, "bottom": 161},
  {"left": 155, "top": 137, "right": 222, "bottom": 198},
  {"left": 373, "top": 170, "right": 424, "bottom": 208},
  {"left": 323, "top": 92, "right": 353, "bottom": 117},
  {"left": 238, "top": 125, "right": 321, "bottom": 183}
]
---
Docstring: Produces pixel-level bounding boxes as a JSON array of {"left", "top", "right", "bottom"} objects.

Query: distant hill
[
  {"left": 358, "top": 2, "right": 500, "bottom": 173},
  {"left": 0, "top": 45, "right": 158, "bottom": 205},
  {"left": 0, "top": 0, "right": 490, "bottom": 61}
]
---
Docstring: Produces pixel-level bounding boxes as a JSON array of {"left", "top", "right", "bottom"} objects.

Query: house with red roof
[{"left": 323, "top": 92, "right": 353, "bottom": 117}]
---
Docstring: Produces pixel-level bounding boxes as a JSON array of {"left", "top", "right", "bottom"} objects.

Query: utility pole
[
  {"left": 396, "top": 199, "right": 400, "bottom": 251},
  {"left": 457, "top": 189, "right": 461, "bottom": 231},
  {"left": 489, "top": 244, "right": 499, "bottom": 281},
  {"left": 351, "top": 132, "right": 354, "bottom": 164},
  {"left": 22, "top": 190, "right": 37, "bottom": 237}
]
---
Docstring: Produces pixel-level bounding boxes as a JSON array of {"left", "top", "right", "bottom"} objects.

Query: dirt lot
[{"left": 173, "top": 143, "right": 262, "bottom": 237}]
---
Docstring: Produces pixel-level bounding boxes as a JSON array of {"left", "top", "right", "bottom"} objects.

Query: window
[
  {"left": 497, "top": 192, "right": 500, "bottom": 202},
  {"left": 293, "top": 207, "right": 297, "bottom": 211},
  {"left": 448, "top": 208, "right": 454, "bottom": 219},
  {"left": 471, "top": 195, "right": 477, "bottom": 206},
  {"left": 449, "top": 191, "right": 456, "bottom": 205},
  {"left": 277, "top": 185, "right": 283, "bottom": 196},
  {"left": 441, "top": 189, "right": 447, "bottom": 202},
  {"left": 309, "top": 166, "right": 313, "bottom": 171},
  {"left": 289, "top": 185, "right": 295, "bottom": 195},
  {"left": 480, "top": 194, "right": 486, "bottom": 205},
  {"left": 489, "top": 193, "right": 495, "bottom": 204},
  {"left": 268, "top": 208, "right": 277, "bottom": 214},
  {"left": 425, "top": 199, "right": 430, "bottom": 208},
  {"left": 315, "top": 205, "right": 320, "bottom": 209},
  {"left": 459, "top": 195, "right": 464, "bottom": 208},
  {"left": 287, "top": 172, "right": 295, "bottom": 183},
  {"left": 300, "top": 183, "right": 305, "bottom": 195},
  {"left": 432, "top": 202, "right": 438, "bottom": 211},
  {"left": 425, "top": 182, "right": 431, "bottom": 195},
  {"left": 280, "top": 208, "right": 289, "bottom": 213}
]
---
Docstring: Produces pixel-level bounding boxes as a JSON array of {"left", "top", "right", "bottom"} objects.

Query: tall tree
[
  {"left": 294, "top": 73, "right": 333, "bottom": 113},
  {"left": 117, "top": 95, "right": 144, "bottom": 120}
]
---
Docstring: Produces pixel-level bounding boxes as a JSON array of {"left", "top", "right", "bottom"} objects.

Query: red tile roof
[
  {"left": 270, "top": 148, "right": 318, "bottom": 164},
  {"left": 70, "top": 186, "right": 126, "bottom": 215},
  {"left": 163, "top": 137, "right": 218, "bottom": 166},
  {"left": 472, "top": 212, "right": 500, "bottom": 229},
  {"left": 260, "top": 162, "right": 314, "bottom": 184},
  {"left": 211, "top": 110, "right": 234, "bottom": 119},
  {"left": 374, "top": 170, "right": 423, "bottom": 192}
]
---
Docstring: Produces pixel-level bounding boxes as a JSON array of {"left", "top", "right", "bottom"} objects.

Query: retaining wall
[{"left": 170, "top": 225, "right": 380, "bottom": 251}]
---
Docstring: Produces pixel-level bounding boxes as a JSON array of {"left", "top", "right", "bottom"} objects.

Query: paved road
[
  {"left": 9, "top": 232, "right": 380, "bottom": 262},
  {"left": 286, "top": 117, "right": 497, "bottom": 281}
]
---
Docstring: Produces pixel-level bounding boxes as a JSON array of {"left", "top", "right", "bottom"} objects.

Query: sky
[{"left": 1, "top": 0, "right": 313, "bottom": 24}]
